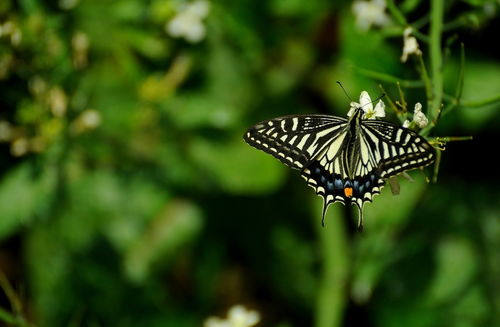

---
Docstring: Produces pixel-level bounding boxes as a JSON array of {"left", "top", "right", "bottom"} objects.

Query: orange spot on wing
[{"left": 344, "top": 187, "right": 353, "bottom": 198}]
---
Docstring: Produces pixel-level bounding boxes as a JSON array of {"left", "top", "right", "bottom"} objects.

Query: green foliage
[{"left": 0, "top": 1, "right": 499, "bottom": 327}]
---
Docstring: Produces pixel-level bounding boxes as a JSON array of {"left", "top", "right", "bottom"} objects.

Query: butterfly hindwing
[{"left": 361, "top": 120, "right": 436, "bottom": 178}]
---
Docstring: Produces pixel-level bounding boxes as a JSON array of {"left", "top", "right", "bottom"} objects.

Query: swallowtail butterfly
[{"left": 243, "top": 105, "right": 435, "bottom": 230}]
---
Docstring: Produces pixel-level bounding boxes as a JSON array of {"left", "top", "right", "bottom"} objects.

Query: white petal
[
  {"left": 184, "top": 21, "right": 206, "bottom": 43},
  {"left": 352, "top": 0, "right": 391, "bottom": 31},
  {"left": 403, "top": 27, "right": 412, "bottom": 38},
  {"left": 167, "top": 16, "right": 186, "bottom": 37},
  {"left": 402, "top": 120, "right": 410, "bottom": 128},
  {"left": 373, "top": 0, "right": 386, "bottom": 8},
  {"left": 413, "top": 110, "right": 428, "bottom": 128},
  {"left": 186, "top": 0, "right": 210, "bottom": 18},
  {"left": 401, "top": 34, "right": 421, "bottom": 63},
  {"left": 374, "top": 100, "right": 386, "bottom": 117},
  {"left": 204, "top": 317, "right": 229, "bottom": 327},
  {"left": 359, "top": 91, "right": 372, "bottom": 111},
  {"left": 350, "top": 101, "right": 360, "bottom": 108},
  {"left": 414, "top": 102, "right": 422, "bottom": 113},
  {"left": 228, "top": 305, "right": 260, "bottom": 327}
]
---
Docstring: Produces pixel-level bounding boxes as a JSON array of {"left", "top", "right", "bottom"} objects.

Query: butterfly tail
[
  {"left": 321, "top": 198, "right": 332, "bottom": 227},
  {"left": 356, "top": 204, "right": 364, "bottom": 231}
]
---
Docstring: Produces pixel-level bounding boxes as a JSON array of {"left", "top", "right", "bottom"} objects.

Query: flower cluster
[
  {"left": 403, "top": 102, "right": 428, "bottom": 128},
  {"left": 0, "top": 20, "right": 22, "bottom": 46},
  {"left": 347, "top": 91, "right": 428, "bottom": 129},
  {"left": 166, "top": 0, "right": 210, "bottom": 43},
  {"left": 347, "top": 91, "right": 386, "bottom": 119},
  {"left": 204, "top": 305, "right": 260, "bottom": 327},
  {"left": 0, "top": 76, "right": 102, "bottom": 157}
]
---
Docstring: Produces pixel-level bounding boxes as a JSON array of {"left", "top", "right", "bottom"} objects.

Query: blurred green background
[{"left": 0, "top": 0, "right": 499, "bottom": 326}]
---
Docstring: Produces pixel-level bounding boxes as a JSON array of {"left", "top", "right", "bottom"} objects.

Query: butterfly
[{"left": 243, "top": 92, "right": 436, "bottom": 230}]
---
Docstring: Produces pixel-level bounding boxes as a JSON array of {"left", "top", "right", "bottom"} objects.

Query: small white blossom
[
  {"left": 0, "top": 21, "right": 22, "bottom": 46},
  {"left": 204, "top": 305, "right": 260, "bottom": 327},
  {"left": 72, "top": 31, "right": 90, "bottom": 68},
  {"left": 402, "top": 119, "right": 410, "bottom": 128},
  {"left": 412, "top": 102, "right": 428, "bottom": 128},
  {"left": 401, "top": 27, "right": 422, "bottom": 62},
  {"left": 70, "top": 109, "right": 101, "bottom": 135},
  {"left": 59, "top": 0, "right": 80, "bottom": 10},
  {"left": 29, "top": 76, "right": 48, "bottom": 96},
  {"left": 49, "top": 87, "right": 68, "bottom": 117},
  {"left": 0, "top": 121, "right": 13, "bottom": 141},
  {"left": 11, "top": 138, "right": 29, "bottom": 157},
  {"left": 352, "top": 0, "right": 391, "bottom": 31},
  {"left": 167, "top": 0, "right": 210, "bottom": 43},
  {"left": 347, "top": 91, "right": 386, "bottom": 119}
]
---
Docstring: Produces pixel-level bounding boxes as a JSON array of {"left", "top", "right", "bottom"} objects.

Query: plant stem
[
  {"left": 412, "top": 14, "right": 430, "bottom": 30},
  {"left": 429, "top": 0, "right": 444, "bottom": 126},
  {"left": 354, "top": 66, "right": 424, "bottom": 88},
  {"left": 462, "top": 94, "right": 500, "bottom": 107},
  {"left": 455, "top": 43, "right": 465, "bottom": 101},
  {"left": 0, "top": 270, "right": 22, "bottom": 315},
  {"left": 386, "top": 0, "right": 408, "bottom": 25},
  {"left": 431, "top": 136, "right": 473, "bottom": 143},
  {"left": 385, "top": 0, "right": 430, "bottom": 42},
  {"left": 379, "top": 84, "right": 406, "bottom": 122},
  {"left": 441, "top": 93, "right": 500, "bottom": 117},
  {"left": 417, "top": 55, "right": 432, "bottom": 104},
  {"left": 432, "top": 149, "right": 442, "bottom": 183},
  {"left": 315, "top": 206, "right": 350, "bottom": 327}
]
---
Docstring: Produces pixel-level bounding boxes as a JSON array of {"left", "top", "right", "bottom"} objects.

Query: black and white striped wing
[
  {"left": 361, "top": 120, "right": 436, "bottom": 179},
  {"left": 243, "top": 115, "right": 348, "bottom": 170}
]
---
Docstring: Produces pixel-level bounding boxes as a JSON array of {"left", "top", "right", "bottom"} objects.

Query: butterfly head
[{"left": 348, "top": 106, "right": 365, "bottom": 122}]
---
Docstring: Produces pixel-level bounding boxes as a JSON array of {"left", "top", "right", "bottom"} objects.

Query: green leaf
[
  {"left": 351, "top": 177, "right": 428, "bottom": 303},
  {"left": 270, "top": 226, "right": 317, "bottom": 306},
  {"left": 445, "top": 60, "right": 500, "bottom": 130},
  {"left": 0, "top": 163, "right": 56, "bottom": 240},
  {"left": 188, "top": 136, "right": 287, "bottom": 194},
  {"left": 424, "top": 236, "right": 478, "bottom": 305},
  {"left": 124, "top": 199, "right": 203, "bottom": 282}
]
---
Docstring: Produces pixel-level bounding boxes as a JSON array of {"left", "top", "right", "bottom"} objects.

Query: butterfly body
[{"left": 244, "top": 107, "right": 435, "bottom": 229}]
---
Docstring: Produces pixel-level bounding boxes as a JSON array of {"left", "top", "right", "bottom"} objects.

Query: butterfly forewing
[{"left": 243, "top": 115, "right": 348, "bottom": 170}]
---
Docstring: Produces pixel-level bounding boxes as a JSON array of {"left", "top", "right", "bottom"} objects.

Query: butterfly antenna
[
  {"left": 336, "top": 81, "right": 353, "bottom": 102},
  {"left": 361, "top": 93, "right": 386, "bottom": 110}
]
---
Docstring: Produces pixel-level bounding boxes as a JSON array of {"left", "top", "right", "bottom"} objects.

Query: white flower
[
  {"left": 11, "top": 138, "right": 29, "bottom": 157},
  {"left": 0, "top": 21, "right": 22, "bottom": 46},
  {"left": 412, "top": 102, "right": 428, "bottom": 128},
  {"left": 401, "top": 27, "right": 422, "bottom": 62},
  {"left": 70, "top": 109, "right": 101, "bottom": 135},
  {"left": 49, "top": 87, "right": 68, "bottom": 117},
  {"left": 59, "top": 0, "right": 80, "bottom": 10},
  {"left": 166, "top": 0, "right": 210, "bottom": 43},
  {"left": 0, "top": 121, "right": 12, "bottom": 141},
  {"left": 402, "top": 120, "right": 410, "bottom": 128},
  {"left": 347, "top": 91, "right": 386, "bottom": 119},
  {"left": 352, "top": 0, "right": 391, "bottom": 31},
  {"left": 204, "top": 305, "right": 260, "bottom": 327}
]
